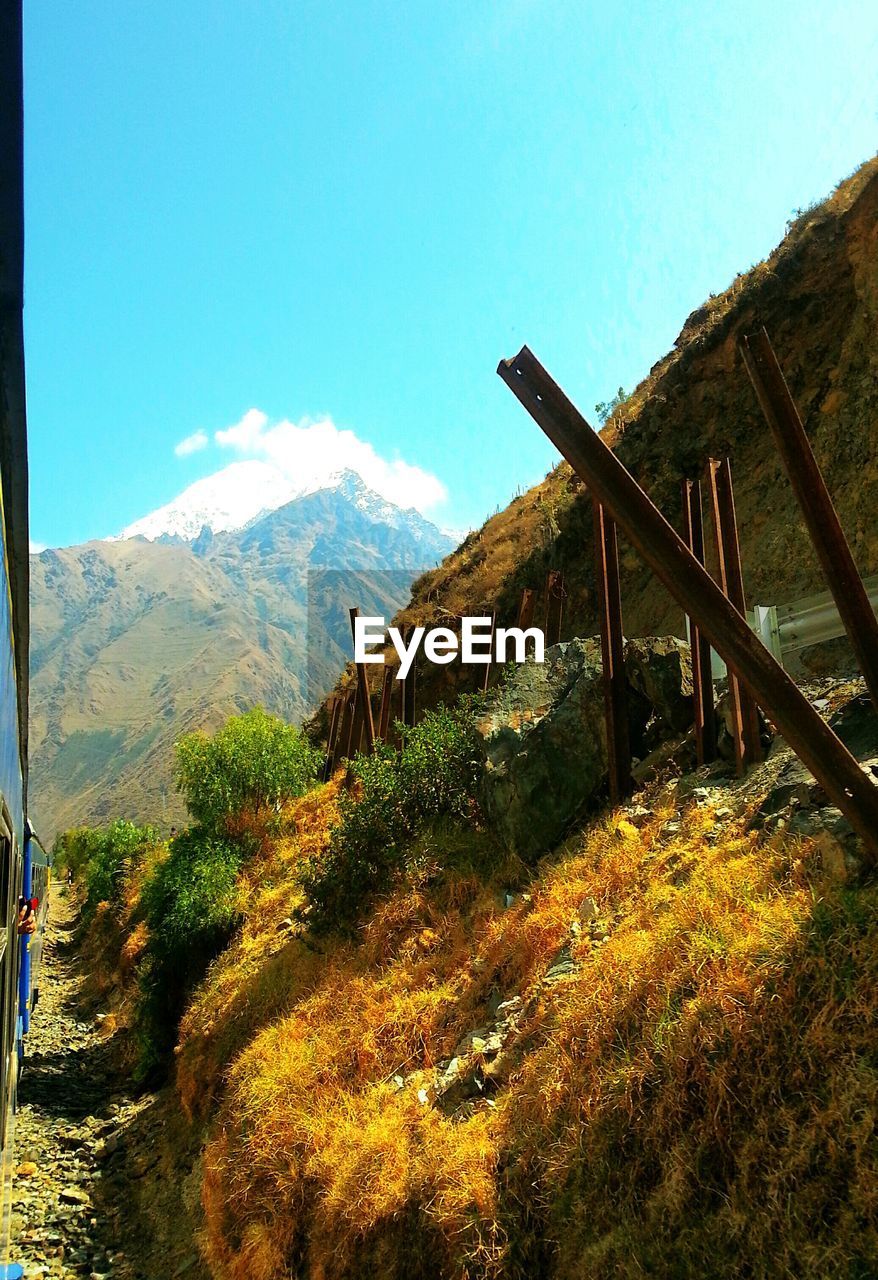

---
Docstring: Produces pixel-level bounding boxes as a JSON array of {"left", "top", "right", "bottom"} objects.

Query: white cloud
[
  {"left": 29, "top": 540, "right": 47, "bottom": 554},
  {"left": 213, "top": 409, "right": 447, "bottom": 515},
  {"left": 174, "top": 429, "right": 209, "bottom": 458}
]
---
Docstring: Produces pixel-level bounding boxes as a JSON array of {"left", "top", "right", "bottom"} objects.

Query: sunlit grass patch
[{"left": 188, "top": 788, "right": 878, "bottom": 1278}]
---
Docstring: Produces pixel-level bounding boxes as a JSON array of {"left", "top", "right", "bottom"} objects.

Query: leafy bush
[
  {"left": 137, "top": 827, "right": 243, "bottom": 1075},
  {"left": 299, "top": 704, "right": 483, "bottom": 932},
  {"left": 55, "top": 820, "right": 160, "bottom": 916},
  {"left": 175, "top": 707, "right": 322, "bottom": 832}
]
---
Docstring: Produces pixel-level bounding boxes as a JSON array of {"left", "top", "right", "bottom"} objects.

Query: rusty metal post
[
  {"left": 593, "top": 502, "right": 632, "bottom": 803},
  {"left": 338, "top": 690, "right": 356, "bottom": 763},
  {"left": 741, "top": 327, "right": 878, "bottom": 710},
  {"left": 349, "top": 687, "right": 365, "bottom": 757},
  {"left": 323, "top": 696, "right": 342, "bottom": 781},
  {"left": 497, "top": 346, "right": 878, "bottom": 864},
  {"left": 348, "top": 608, "right": 376, "bottom": 755},
  {"left": 403, "top": 627, "right": 417, "bottom": 728},
  {"left": 707, "top": 457, "right": 763, "bottom": 772},
  {"left": 544, "top": 570, "right": 565, "bottom": 646},
  {"left": 377, "top": 665, "right": 394, "bottom": 741},
  {"left": 481, "top": 610, "right": 497, "bottom": 694},
  {"left": 681, "top": 478, "right": 718, "bottom": 765},
  {"left": 517, "top": 588, "right": 536, "bottom": 630}
]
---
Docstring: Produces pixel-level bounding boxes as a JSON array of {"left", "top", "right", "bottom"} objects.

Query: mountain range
[{"left": 29, "top": 470, "right": 455, "bottom": 837}]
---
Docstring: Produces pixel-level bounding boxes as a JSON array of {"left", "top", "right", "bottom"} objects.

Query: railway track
[{"left": 10, "top": 892, "right": 152, "bottom": 1280}]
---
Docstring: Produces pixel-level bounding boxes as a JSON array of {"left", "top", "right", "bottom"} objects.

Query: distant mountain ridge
[{"left": 30, "top": 474, "right": 456, "bottom": 836}]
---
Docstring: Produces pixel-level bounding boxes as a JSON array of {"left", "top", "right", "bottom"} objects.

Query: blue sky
[{"left": 24, "top": 1, "right": 878, "bottom": 548}]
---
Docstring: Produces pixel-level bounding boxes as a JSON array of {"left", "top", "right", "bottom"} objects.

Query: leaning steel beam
[
  {"left": 593, "top": 503, "right": 632, "bottom": 802},
  {"left": 681, "top": 478, "right": 718, "bottom": 765},
  {"left": 497, "top": 346, "right": 878, "bottom": 864},
  {"left": 707, "top": 457, "right": 763, "bottom": 771},
  {"left": 741, "top": 327, "right": 878, "bottom": 711},
  {"left": 348, "top": 608, "right": 376, "bottom": 755}
]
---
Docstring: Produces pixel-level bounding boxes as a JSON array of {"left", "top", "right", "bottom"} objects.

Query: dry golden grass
[
  {"left": 175, "top": 779, "right": 343, "bottom": 1118},
  {"left": 189, "top": 789, "right": 878, "bottom": 1278}
]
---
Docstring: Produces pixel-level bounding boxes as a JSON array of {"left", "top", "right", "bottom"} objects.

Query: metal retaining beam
[
  {"left": 482, "top": 610, "right": 497, "bottom": 693},
  {"left": 402, "top": 626, "right": 417, "bottom": 728},
  {"left": 497, "top": 345, "right": 878, "bottom": 864},
  {"left": 323, "top": 696, "right": 343, "bottom": 780},
  {"left": 348, "top": 608, "right": 376, "bottom": 755},
  {"left": 545, "top": 570, "right": 565, "bottom": 646},
  {"left": 681, "top": 478, "right": 718, "bottom": 765},
  {"left": 517, "top": 587, "right": 536, "bottom": 631},
  {"left": 707, "top": 457, "right": 763, "bottom": 771},
  {"left": 377, "top": 665, "right": 395, "bottom": 741},
  {"left": 593, "top": 502, "right": 632, "bottom": 802},
  {"left": 741, "top": 327, "right": 878, "bottom": 710},
  {"left": 338, "top": 691, "right": 355, "bottom": 764}
]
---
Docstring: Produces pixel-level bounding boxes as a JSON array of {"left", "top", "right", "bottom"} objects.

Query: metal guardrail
[{"left": 702, "top": 575, "right": 878, "bottom": 676}]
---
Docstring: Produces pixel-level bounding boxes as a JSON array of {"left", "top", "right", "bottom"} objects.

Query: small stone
[
  {"left": 16, "top": 1161, "right": 39, "bottom": 1178},
  {"left": 58, "top": 1188, "right": 89, "bottom": 1206}
]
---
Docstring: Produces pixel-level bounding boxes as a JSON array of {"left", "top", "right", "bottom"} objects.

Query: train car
[
  {"left": 0, "top": 1, "right": 39, "bottom": 1276},
  {"left": 18, "top": 824, "right": 52, "bottom": 1047}
]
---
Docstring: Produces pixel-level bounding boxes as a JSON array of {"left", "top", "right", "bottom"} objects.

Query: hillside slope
[
  {"left": 30, "top": 478, "right": 454, "bottom": 836},
  {"left": 319, "top": 157, "right": 878, "bottom": 722}
]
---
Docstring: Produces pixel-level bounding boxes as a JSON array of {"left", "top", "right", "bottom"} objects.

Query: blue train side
[
  {"left": 18, "top": 827, "right": 51, "bottom": 1043},
  {"left": 1, "top": 1, "right": 44, "bottom": 1274}
]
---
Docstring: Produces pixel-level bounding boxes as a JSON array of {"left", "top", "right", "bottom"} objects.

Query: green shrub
[
  {"left": 299, "top": 704, "right": 483, "bottom": 932},
  {"left": 595, "top": 385, "right": 629, "bottom": 425},
  {"left": 55, "top": 820, "right": 159, "bottom": 916},
  {"left": 137, "top": 827, "right": 243, "bottom": 1075},
  {"left": 175, "top": 707, "right": 322, "bottom": 832}
]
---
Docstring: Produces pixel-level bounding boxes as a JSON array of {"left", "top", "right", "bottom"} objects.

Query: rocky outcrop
[
  {"left": 477, "top": 637, "right": 693, "bottom": 857},
  {"left": 623, "top": 636, "right": 694, "bottom": 751}
]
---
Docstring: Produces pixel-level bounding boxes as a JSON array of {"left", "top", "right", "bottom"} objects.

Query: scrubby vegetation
[
  {"left": 55, "top": 819, "right": 159, "bottom": 917},
  {"left": 136, "top": 829, "right": 244, "bottom": 1073},
  {"left": 59, "top": 708, "right": 324, "bottom": 1076},
  {"left": 189, "top": 794, "right": 878, "bottom": 1280},
  {"left": 299, "top": 704, "right": 485, "bottom": 932},
  {"left": 65, "top": 692, "right": 878, "bottom": 1277}
]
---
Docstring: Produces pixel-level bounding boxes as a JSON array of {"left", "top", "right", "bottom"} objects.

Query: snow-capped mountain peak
[{"left": 109, "top": 464, "right": 449, "bottom": 544}]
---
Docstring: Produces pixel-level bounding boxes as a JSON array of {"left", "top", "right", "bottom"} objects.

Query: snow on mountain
[{"left": 111, "top": 463, "right": 455, "bottom": 545}]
